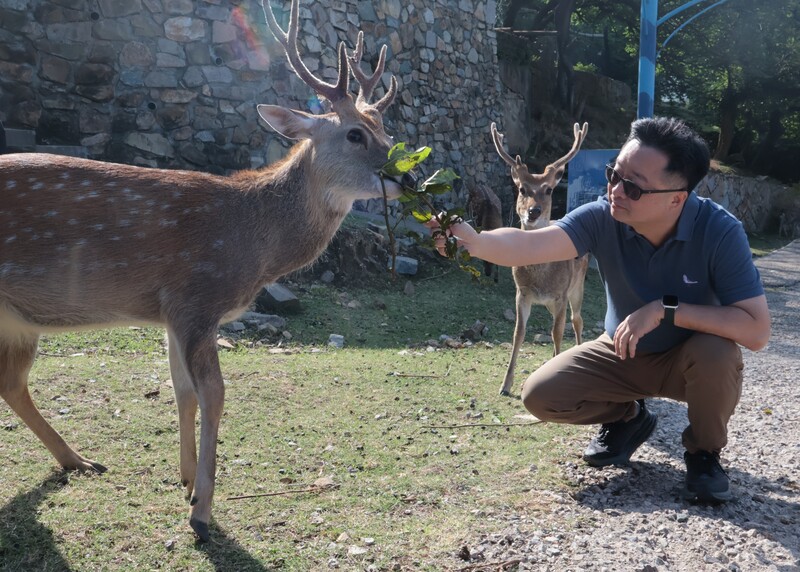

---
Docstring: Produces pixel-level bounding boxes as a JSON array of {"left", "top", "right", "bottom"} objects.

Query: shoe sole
[
  {"left": 583, "top": 412, "right": 658, "bottom": 467},
  {"left": 681, "top": 485, "right": 732, "bottom": 503}
]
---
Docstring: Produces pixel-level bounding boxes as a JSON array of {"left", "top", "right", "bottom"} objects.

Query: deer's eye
[
  {"left": 545, "top": 187, "right": 553, "bottom": 195},
  {"left": 346, "top": 129, "right": 364, "bottom": 145}
]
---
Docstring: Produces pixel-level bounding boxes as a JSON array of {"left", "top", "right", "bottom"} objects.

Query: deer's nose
[{"left": 528, "top": 206, "right": 542, "bottom": 220}]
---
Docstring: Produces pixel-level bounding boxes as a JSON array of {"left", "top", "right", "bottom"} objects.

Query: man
[{"left": 432, "top": 116, "right": 770, "bottom": 502}]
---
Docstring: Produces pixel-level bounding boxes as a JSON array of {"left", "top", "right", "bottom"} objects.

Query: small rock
[
  {"left": 320, "top": 270, "right": 335, "bottom": 283},
  {"left": 328, "top": 334, "right": 345, "bottom": 348},
  {"left": 256, "top": 283, "right": 301, "bottom": 314},
  {"left": 404, "top": 280, "right": 415, "bottom": 295},
  {"left": 503, "top": 308, "right": 516, "bottom": 321},
  {"left": 348, "top": 545, "right": 368, "bottom": 556},
  {"left": 391, "top": 255, "right": 418, "bottom": 275}
]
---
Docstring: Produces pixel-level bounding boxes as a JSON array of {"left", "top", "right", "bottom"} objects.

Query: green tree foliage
[
  {"left": 497, "top": 0, "right": 800, "bottom": 182},
  {"left": 656, "top": 0, "right": 800, "bottom": 181}
]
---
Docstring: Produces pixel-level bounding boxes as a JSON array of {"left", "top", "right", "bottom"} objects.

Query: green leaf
[
  {"left": 410, "top": 209, "right": 433, "bottom": 223},
  {"left": 419, "top": 168, "right": 460, "bottom": 195},
  {"left": 381, "top": 144, "right": 432, "bottom": 176}
]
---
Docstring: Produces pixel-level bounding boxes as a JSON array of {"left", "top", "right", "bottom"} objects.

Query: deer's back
[{"left": 0, "top": 154, "right": 270, "bottom": 331}]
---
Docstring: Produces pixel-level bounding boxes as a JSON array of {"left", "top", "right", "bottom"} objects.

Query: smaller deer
[
  {"left": 491, "top": 122, "right": 590, "bottom": 397},
  {"left": 467, "top": 184, "right": 504, "bottom": 282}
]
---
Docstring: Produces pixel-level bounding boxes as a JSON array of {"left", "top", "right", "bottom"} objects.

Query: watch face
[{"left": 663, "top": 295, "right": 679, "bottom": 307}]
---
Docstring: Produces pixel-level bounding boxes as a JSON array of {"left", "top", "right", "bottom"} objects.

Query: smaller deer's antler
[
  {"left": 262, "top": 0, "right": 349, "bottom": 104},
  {"left": 550, "top": 122, "right": 589, "bottom": 171},
  {"left": 491, "top": 122, "right": 528, "bottom": 174},
  {"left": 347, "top": 31, "right": 398, "bottom": 112}
]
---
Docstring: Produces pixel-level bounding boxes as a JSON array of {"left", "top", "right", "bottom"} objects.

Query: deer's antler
[
  {"left": 550, "top": 122, "right": 589, "bottom": 171},
  {"left": 348, "top": 31, "right": 398, "bottom": 112},
  {"left": 491, "top": 122, "right": 527, "bottom": 171},
  {"left": 262, "top": 0, "right": 349, "bottom": 104}
]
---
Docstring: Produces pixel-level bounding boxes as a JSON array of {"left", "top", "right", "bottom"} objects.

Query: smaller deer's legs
[
  {"left": 568, "top": 259, "right": 589, "bottom": 346},
  {"left": 500, "top": 290, "right": 533, "bottom": 396},
  {"left": 547, "top": 299, "right": 569, "bottom": 357},
  {"left": 0, "top": 334, "right": 106, "bottom": 473},
  {"left": 171, "top": 327, "right": 225, "bottom": 542},
  {"left": 569, "top": 296, "right": 585, "bottom": 347},
  {"left": 168, "top": 331, "right": 198, "bottom": 502}
]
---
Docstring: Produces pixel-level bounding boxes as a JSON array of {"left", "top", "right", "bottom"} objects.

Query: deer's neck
[{"left": 246, "top": 142, "right": 351, "bottom": 281}]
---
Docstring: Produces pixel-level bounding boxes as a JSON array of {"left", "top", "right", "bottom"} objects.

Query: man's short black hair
[{"left": 625, "top": 116, "right": 710, "bottom": 192}]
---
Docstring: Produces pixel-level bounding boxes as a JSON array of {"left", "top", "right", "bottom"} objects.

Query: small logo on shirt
[{"left": 682, "top": 274, "right": 699, "bottom": 285}]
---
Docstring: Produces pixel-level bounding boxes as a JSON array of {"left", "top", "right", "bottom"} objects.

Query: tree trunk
[
  {"left": 553, "top": 0, "right": 576, "bottom": 110},
  {"left": 714, "top": 79, "right": 738, "bottom": 161}
]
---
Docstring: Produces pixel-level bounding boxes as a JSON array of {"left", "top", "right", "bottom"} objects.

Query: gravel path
[{"left": 462, "top": 241, "right": 800, "bottom": 572}]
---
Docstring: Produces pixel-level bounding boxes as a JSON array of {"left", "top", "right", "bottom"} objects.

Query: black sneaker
[
  {"left": 682, "top": 450, "right": 731, "bottom": 503},
  {"left": 583, "top": 400, "right": 658, "bottom": 467}
]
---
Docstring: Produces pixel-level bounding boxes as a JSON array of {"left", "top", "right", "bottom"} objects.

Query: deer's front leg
[
  {"left": 500, "top": 288, "right": 533, "bottom": 397},
  {"left": 172, "top": 328, "right": 225, "bottom": 542},
  {"left": 168, "top": 331, "right": 198, "bottom": 501}
]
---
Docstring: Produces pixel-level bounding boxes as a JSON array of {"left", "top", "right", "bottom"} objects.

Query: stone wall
[
  {"left": 696, "top": 172, "right": 789, "bottom": 234},
  {"left": 0, "top": 0, "right": 508, "bottom": 198}
]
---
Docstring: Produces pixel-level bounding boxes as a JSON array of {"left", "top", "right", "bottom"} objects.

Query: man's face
[{"left": 606, "top": 140, "right": 687, "bottom": 228}]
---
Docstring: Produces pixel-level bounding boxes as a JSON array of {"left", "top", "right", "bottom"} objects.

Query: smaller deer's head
[
  {"left": 258, "top": 0, "right": 408, "bottom": 210},
  {"left": 491, "top": 122, "right": 588, "bottom": 230}
]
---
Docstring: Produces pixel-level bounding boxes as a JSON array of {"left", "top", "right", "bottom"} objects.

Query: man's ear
[
  {"left": 257, "top": 104, "right": 321, "bottom": 140},
  {"left": 672, "top": 191, "right": 689, "bottom": 207}
]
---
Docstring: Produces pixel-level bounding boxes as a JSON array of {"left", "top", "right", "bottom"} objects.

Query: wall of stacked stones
[
  {"left": 696, "top": 173, "right": 789, "bottom": 234},
  {"left": 0, "top": 0, "right": 509, "bottom": 204}
]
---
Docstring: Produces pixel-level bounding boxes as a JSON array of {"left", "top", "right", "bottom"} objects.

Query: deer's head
[
  {"left": 491, "top": 122, "right": 588, "bottom": 230},
  {"left": 258, "top": 0, "right": 407, "bottom": 210}
]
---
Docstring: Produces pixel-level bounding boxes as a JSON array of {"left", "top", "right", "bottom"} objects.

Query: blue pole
[{"left": 637, "top": 0, "right": 658, "bottom": 118}]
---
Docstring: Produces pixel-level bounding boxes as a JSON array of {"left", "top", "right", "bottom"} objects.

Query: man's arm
[
  {"left": 614, "top": 294, "right": 771, "bottom": 359},
  {"left": 675, "top": 295, "right": 771, "bottom": 351},
  {"left": 431, "top": 220, "right": 579, "bottom": 267}
]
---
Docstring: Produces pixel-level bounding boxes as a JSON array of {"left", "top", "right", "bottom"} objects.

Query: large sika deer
[
  {"left": 491, "top": 122, "right": 590, "bottom": 397},
  {"left": 0, "top": 0, "right": 411, "bottom": 541}
]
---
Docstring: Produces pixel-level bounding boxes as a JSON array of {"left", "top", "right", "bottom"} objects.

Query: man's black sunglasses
[{"left": 605, "top": 164, "right": 686, "bottom": 201}]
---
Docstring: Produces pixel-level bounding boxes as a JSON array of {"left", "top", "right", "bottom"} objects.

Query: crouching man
[{"left": 431, "top": 117, "right": 770, "bottom": 502}]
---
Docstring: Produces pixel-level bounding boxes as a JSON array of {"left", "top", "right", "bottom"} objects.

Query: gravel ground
[{"left": 458, "top": 241, "right": 800, "bottom": 572}]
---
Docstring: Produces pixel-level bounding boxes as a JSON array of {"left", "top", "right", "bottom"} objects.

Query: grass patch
[{"left": 0, "top": 229, "right": 783, "bottom": 570}]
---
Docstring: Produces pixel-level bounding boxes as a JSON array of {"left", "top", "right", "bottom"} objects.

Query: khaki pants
[{"left": 521, "top": 333, "right": 743, "bottom": 454}]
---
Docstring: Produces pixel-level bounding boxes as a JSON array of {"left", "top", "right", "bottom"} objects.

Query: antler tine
[
  {"left": 490, "top": 122, "right": 518, "bottom": 168},
  {"left": 551, "top": 121, "right": 589, "bottom": 170},
  {"left": 261, "top": 0, "right": 349, "bottom": 104},
  {"left": 348, "top": 31, "right": 397, "bottom": 112}
]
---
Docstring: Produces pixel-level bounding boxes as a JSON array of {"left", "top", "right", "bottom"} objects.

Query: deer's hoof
[
  {"left": 89, "top": 461, "right": 108, "bottom": 474},
  {"left": 499, "top": 389, "right": 511, "bottom": 397},
  {"left": 190, "top": 517, "right": 210, "bottom": 542}
]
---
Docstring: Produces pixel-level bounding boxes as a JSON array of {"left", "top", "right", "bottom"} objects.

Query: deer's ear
[{"left": 257, "top": 104, "right": 321, "bottom": 140}]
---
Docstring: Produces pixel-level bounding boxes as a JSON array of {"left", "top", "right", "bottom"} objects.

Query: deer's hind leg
[
  {"left": 568, "top": 257, "right": 590, "bottom": 346},
  {"left": 0, "top": 333, "right": 107, "bottom": 473}
]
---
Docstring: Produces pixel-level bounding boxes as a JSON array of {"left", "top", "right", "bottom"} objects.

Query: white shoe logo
[{"left": 683, "top": 274, "right": 699, "bottom": 285}]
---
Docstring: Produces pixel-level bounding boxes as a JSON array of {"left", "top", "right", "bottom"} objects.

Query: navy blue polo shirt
[{"left": 554, "top": 193, "right": 764, "bottom": 353}]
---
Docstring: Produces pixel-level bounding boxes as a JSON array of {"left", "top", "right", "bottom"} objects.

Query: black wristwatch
[{"left": 662, "top": 295, "right": 679, "bottom": 326}]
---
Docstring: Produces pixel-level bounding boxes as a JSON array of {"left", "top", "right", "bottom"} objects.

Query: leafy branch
[{"left": 379, "top": 143, "right": 480, "bottom": 279}]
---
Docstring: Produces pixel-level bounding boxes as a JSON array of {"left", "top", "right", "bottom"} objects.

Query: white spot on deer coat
[
  {"left": 5, "top": 235, "right": 16, "bottom": 243},
  {"left": 5, "top": 180, "right": 17, "bottom": 189}
]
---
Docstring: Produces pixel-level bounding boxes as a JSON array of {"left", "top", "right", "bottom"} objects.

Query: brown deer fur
[{"left": 0, "top": 0, "right": 409, "bottom": 541}]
